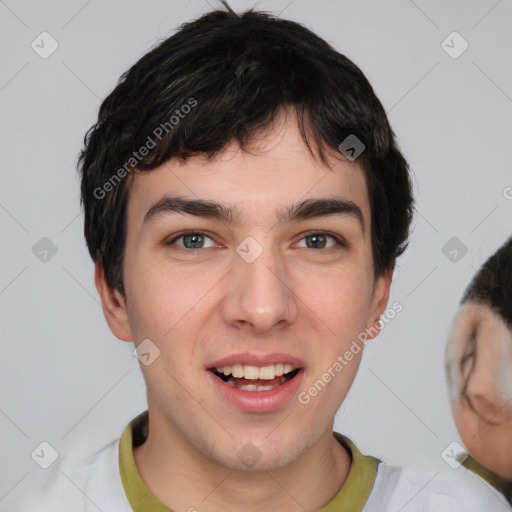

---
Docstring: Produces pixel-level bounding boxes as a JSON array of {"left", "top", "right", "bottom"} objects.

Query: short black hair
[
  {"left": 461, "top": 235, "right": 512, "bottom": 329},
  {"left": 78, "top": 7, "right": 414, "bottom": 295}
]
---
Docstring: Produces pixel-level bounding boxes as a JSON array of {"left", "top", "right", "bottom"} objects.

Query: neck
[{"left": 132, "top": 412, "right": 351, "bottom": 512}]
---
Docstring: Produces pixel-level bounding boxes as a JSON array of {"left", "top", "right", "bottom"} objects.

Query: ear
[
  {"left": 95, "top": 261, "right": 133, "bottom": 342},
  {"left": 364, "top": 266, "right": 393, "bottom": 341}
]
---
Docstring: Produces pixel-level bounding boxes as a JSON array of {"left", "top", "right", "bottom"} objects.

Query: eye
[
  {"left": 164, "top": 230, "right": 346, "bottom": 251},
  {"left": 296, "top": 231, "right": 346, "bottom": 250},
  {"left": 165, "top": 231, "right": 217, "bottom": 250}
]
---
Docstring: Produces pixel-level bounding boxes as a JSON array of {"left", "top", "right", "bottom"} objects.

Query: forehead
[{"left": 126, "top": 115, "right": 371, "bottom": 230}]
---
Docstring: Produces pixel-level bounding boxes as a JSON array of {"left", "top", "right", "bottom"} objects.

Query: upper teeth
[{"left": 215, "top": 364, "right": 296, "bottom": 380}]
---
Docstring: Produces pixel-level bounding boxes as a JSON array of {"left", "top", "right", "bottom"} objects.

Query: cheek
[
  {"left": 497, "top": 356, "right": 512, "bottom": 405},
  {"left": 310, "top": 268, "right": 373, "bottom": 334},
  {"left": 453, "top": 403, "right": 481, "bottom": 456},
  {"left": 454, "top": 401, "right": 512, "bottom": 477},
  {"left": 125, "top": 260, "right": 212, "bottom": 339}
]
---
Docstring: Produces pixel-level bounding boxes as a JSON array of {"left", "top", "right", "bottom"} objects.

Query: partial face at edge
[
  {"left": 100, "top": 112, "right": 391, "bottom": 472},
  {"left": 447, "top": 301, "right": 512, "bottom": 480}
]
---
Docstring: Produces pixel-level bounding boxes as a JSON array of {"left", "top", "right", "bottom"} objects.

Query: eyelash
[{"left": 165, "top": 230, "right": 347, "bottom": 251}]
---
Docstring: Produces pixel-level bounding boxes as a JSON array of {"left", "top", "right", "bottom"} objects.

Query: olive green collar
[
  {"left": 119, "top": 410, "right": 380, "bottom": 511},
  {"left": 462, "top": 454, "right": 512, "bottom": 504}
]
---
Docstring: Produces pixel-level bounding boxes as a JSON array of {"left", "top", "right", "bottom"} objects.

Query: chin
[{"left": 207, "top": 438, "right": 305, "bottom": 474}]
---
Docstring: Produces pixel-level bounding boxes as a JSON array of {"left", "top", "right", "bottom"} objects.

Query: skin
[
  {"left": 448, "top": 301, "right": 512, "bottom": 480},
  {"left": 96, "top": 111, "right": 392, "bottom": 512}
]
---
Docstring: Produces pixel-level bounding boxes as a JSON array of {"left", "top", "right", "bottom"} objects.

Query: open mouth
[{"left": 209, "top": 364, "right": 301, "bottom": 392}]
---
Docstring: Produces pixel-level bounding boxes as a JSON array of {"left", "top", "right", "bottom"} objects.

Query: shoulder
[
  {"left": 364, "top": 461, "right": 512, "bottom": 512},
  {"left": 3, "top": 437, "right": 131, "bottom": 512}
]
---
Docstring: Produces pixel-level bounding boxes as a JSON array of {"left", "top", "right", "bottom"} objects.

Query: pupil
[
  {"left": 308, "top": 234, "right": 326, "bottom": 249},
  {"left": 184, "top": 234, "right": 203, "bottom": 248}
]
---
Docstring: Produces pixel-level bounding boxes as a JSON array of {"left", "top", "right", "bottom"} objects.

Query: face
[
  {"left": 447, "top": 301, "right": 512, "bottom": 480},
  {"left": 98, "top": 112, "right": 391, "bottom": 472}
]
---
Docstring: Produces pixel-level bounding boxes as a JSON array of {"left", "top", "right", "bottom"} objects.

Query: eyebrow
[{"left": 143, "top": 195, "right": 365, "bottom": 234}]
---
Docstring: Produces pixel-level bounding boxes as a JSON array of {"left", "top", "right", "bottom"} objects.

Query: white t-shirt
[{"left": 2, "top": 411, "right": 510, "bottom": 512}]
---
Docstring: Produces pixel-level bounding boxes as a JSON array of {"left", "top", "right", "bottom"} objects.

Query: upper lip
[{"left": 207, "top": 353, "right": 305, "bottom": 369}]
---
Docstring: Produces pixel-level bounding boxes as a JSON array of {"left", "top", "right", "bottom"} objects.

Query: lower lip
[{"left": 207, "top": 370, "right": 305, "bottom": 413}]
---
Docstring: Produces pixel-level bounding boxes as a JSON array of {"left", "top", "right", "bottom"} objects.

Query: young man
[{"left": 11, "top": 5, "right": 511, "bottom": 512}]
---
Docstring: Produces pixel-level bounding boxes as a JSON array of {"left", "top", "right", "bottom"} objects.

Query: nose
[{"left": 221, "top": 238, "right": 299, "bottom": 334}]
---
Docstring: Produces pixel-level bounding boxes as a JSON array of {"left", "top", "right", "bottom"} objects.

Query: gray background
[{"left": 1, "top": 0, "right": 511, "bottom": 505}]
